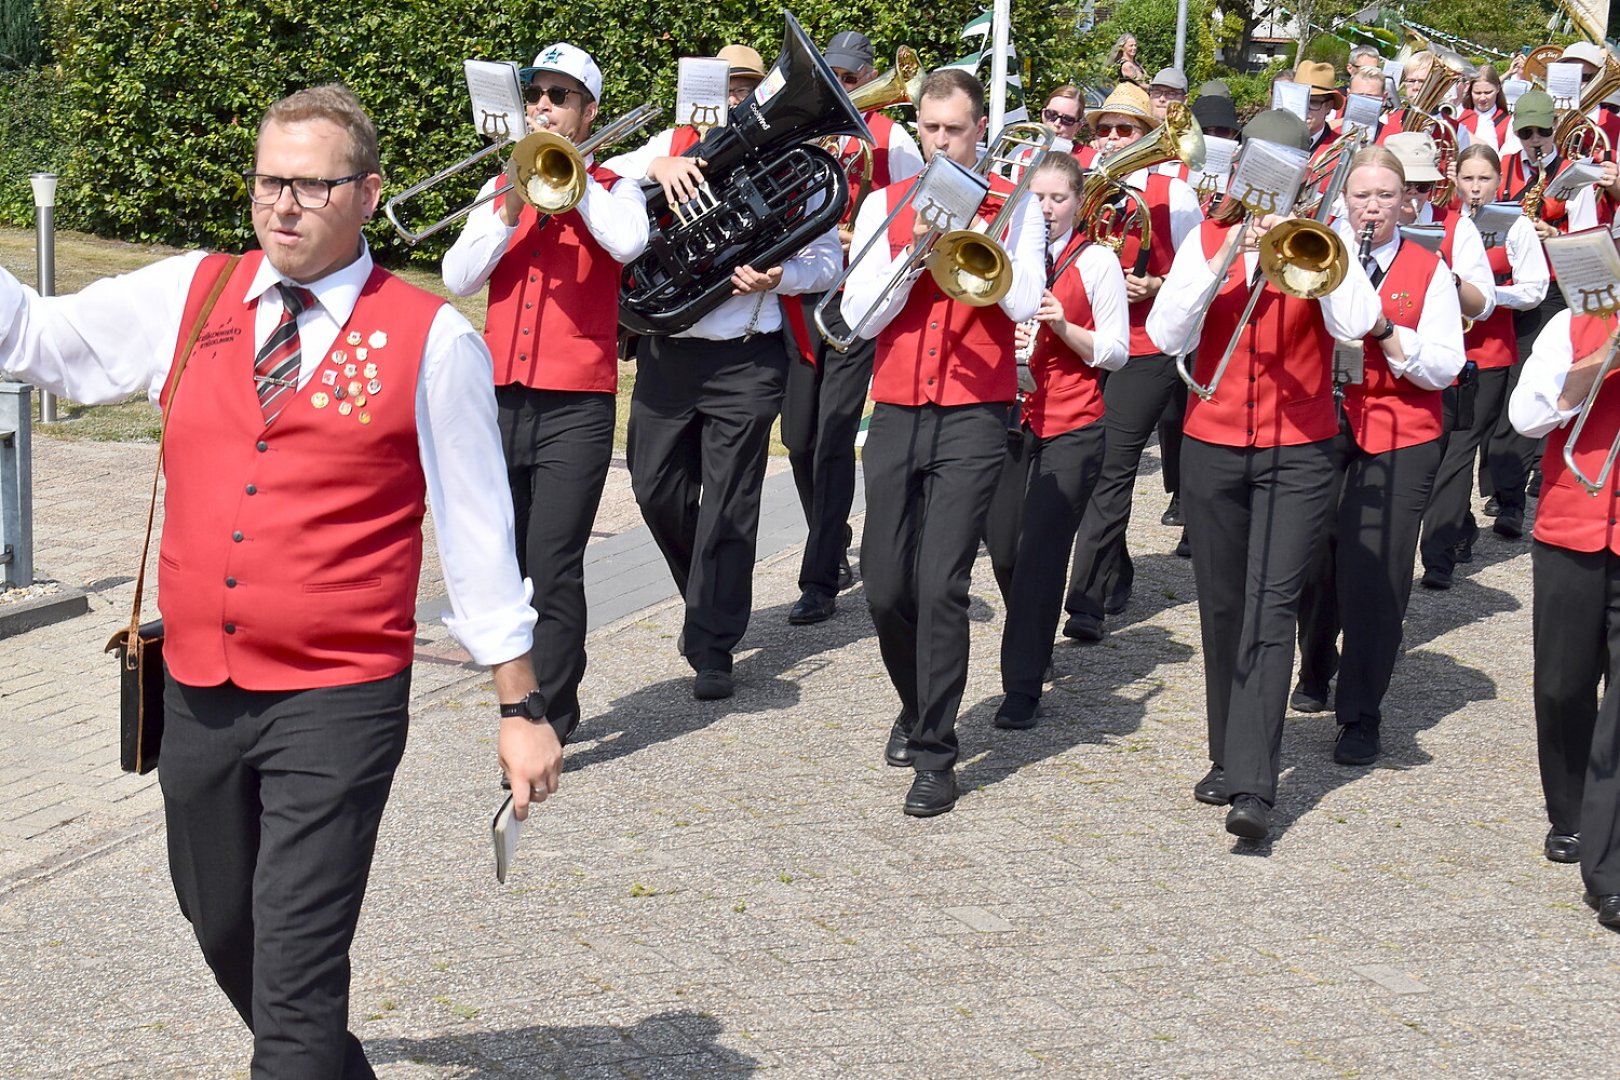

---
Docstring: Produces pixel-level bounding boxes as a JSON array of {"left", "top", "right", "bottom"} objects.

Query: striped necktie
[{"left": 253, "top": 283, "right": 314, "bottom": 424}]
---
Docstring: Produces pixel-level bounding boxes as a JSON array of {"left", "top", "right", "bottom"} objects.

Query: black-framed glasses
[
  {"left": 243, "top": 171, "right": 369, "bottom": 209},
  {"left": 524, "top": 84, "right": 582, "bottom": 106},
  {"left": 1042, "top": 108, "right": 1081, "bottom": 126}
]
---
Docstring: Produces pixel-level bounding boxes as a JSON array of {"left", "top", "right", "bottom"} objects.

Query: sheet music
[
  {"left": 1227, "top": 140, "right": 1309, "bottom": 216},
  {"left": 1544, "top": 159, "right": 1607, "bottom": 201},
  {"left": 1547, "top": 62, "right": 1585, "bottom": 109},
  {"left": 1190, "top": 136, "right": 1239, "bottom": 193},
  {"left": 676, "top": 57, "right": 731, "bottom": 130},
  {"left": 1342, "top": 94, "right": 1383, "bottom": 135},
  {"left": 1397, "top": 224, "right": 1446, "bottom": 253},
  {"left": 1272, "top": 80, "right": 1310, "bottom": 121},
  {"left": 1471, "top": 202, "right": 1522, "bottom": 249},
  {"left": 1382, "top": 59, "right": 1405, "bottom": 88},
  {"left": 463, "top": 60, "right": 525, "bottom": 143},
  {"left": 1545, "top": 229, "right": 1620, "bottom": 315},
  {"left": 909, "top": 155, "right": 991, "bottom": 233},
  {"left": 1502, "top": 78, "right": 1531, "bottom": 107}
]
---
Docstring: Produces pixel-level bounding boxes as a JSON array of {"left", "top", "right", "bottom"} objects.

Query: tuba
[
  {"left": 618, "top": 13, "right": 874, "bottom": 336},
  {"left": 1075, "top": 102, "right": 1206, "bottom": 254}
]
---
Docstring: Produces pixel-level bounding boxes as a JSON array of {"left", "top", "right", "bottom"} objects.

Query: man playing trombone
[
  {"left": 840, "top": 67, "right": 1046, "bottom": 817},
  {"left": 443, "top": 43, "right": 649, "bottom": 746}
]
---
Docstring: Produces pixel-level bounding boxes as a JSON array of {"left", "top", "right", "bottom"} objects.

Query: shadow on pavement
[{"left": 369, "top": 1009, "right": 759, "bottom": 1077}]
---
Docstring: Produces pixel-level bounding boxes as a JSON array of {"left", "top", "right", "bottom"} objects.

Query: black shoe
[
  {"left": 1333, "top": 722, "right": 1380, "bottom": 766},
  {"left": 993, "top": 692, "right": 1039, "bottom": 730},
  {"left": 693, "top": 669, "right": 734, "bottom": 701},
  {"left": 1175, "top": 532, "right": 1191, "bottom": 559},
  {"left": 1225, "top": 794, "right": 1270, "bottom": 839},
  {"left": 837, "top": 524, "right": 855, "bottom": 591},
  {"left": 1104, "top": 583, "right": 1131, "bottom": 616},
  {"left": 1493, "top": 509, "right": 1524, "bottom": 539},
  {"left": 788, "top": 590, "right": 837, "bottom": 625},
  {"left": 1161, "top": 494, "right": 1183, "bottom": 527},
  {"left": 1290, "top": 684, "right": 1330, "bottom": 714},
  {"left": 1545, "top": 829, "right": 1581, "bottom": 864},
  {"left": 885, "top": 714, "right": 915, "bottom": 768},
  {"left": 904, "top": 769, "right": 958, "bottom": 817},
  {"left": 1584, "top": 892, "right": 1620, "bottom": 928},
  {"left": 1484, "top": 496, "right": 1501, "bottom": 518},
  {"left": 1062, "top": 612, "right": 1105, "bottom": 643},
  {"left": 1194, "top": 766, "right": 1229, "bottom": 806},
  {"left": 1420, "top": 567, "right": 1453, "bottom": 590}
]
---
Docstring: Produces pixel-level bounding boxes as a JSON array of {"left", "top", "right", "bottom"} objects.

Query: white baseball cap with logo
[{"left": 523, "top": 42, "right": 604, "bottom": 104}]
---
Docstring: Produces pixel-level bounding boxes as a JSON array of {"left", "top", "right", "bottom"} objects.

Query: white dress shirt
[
  {"left": 1510, "top": 309, "right": 1594, "bottom": 437},
  {"left": 602, "top": 127, "right": 844, "bottom": 340},
  {"left": 831, "top": 119, "right": 926, "bottom": 187},
  {"left": 838, "top": 169, "right": 1046, "bottom": 338},
  {"left": 1124, "top": 167, "right": 1205, "bottom": 257},
  {"left": 1349, "top": 233, "right": 1468, "bottom": 390},
  {"left": 1493, "top": 215, "right": 1551, "bottom": 312},
  {"left": 1049, "top": 228, "right": 1130, "bottom": 371},
  {"left": 0, "top": 244, "right": 536, "bottom": 664},
  {"left": 441, "top": 163, "right": 649, "bottom": 296},
  {"left": 1146, "top": 222, "right": 1382, "bottom": 358},
  {"left": 1413, "top": 203, "right": 1497, "bottom": 320}
]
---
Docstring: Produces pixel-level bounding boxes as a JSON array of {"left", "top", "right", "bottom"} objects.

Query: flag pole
[{"left": 989, "top": 0, "right": 1011, "bottom": 134}]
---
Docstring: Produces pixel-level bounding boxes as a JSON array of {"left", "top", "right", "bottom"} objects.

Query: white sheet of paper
[
  {"left": 1190, "top": 136, "right": 1238, "bottom": 194},
  {"left": 492, "top": 794, "right": 523, "bottom": 884},
  {"left": 463, "top": 60, "right": 524, "bottom": 143},
  {"left": 1545, "top": 159, "right": 1608, "bottom": 201},
  {"left": 677, "top": 57, "right": 731, "bottom": 130},
  {"left": 1472, "top": 202, "right": 1522, "bottom": 249},
  {"left": 1228, "top": 139, "right": 1309, "bottom": 216},
  {"left": 1342, "top": 94, "right": 1383, "bottom": 135},
  {"left": 1545, "top": 229, "right": 1620, "bottom": 314},
  {"left": 1502, "top": 78, "right": 1532, "bottom": 107},
  {"left": 1547, "top": 62, "right": 1585, "bottom": 108},
  {"left": 1272, "top": 80, "right": 1311, "bottom": 121},
  {"left": 910, "top": 153, "right": 991, "bottom": 233},
  {"left": 1398, "top": 224, "right": 1446, "bottom": 253},
  {"left": 1383, "top": 59, "right": 1405, "bottom": 87}
]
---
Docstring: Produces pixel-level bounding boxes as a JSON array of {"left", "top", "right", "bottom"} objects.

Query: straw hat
[{"left": 1086, "top": 83, "right": 1155, "bottom": 129}]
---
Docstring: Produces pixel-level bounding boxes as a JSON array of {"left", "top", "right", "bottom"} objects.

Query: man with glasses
[
  {"left": 780, "top": 29, "right": 922, "bottom": 627},
  {"left": 605, "top": 44, "right": 843, "bottom": 699},
  {"left": 1061, "top": 82, "right": 1205, "bottom": 643},
  {"left": 0, "top": 84, "right": 556, "bottom": 1076},
  {"left": 1294, "top": 60, "right": 1343, "bottom": 157},
  {"left": 442, "top": 43, "right": 648, "bottom": 747},
  {"left": 1146, "top": 68, "right": 1191, "bottom": 180},
  {"left": 1375, "top": 50, "right": 1435, "bottom": 144}
]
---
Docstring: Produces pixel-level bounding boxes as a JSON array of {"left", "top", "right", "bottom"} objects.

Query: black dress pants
[
  {"left": 627, "top": 333, "right": 789, "bottom": 673},
  {"left": 863, "top": 401, "right": 1006, "bottom": 772},
  {"left": 1582, "top": 634, "right": 1620, "bottom": 896},
  {"left": 1489, "top": 294, "right": 1565, "bottom": 510},
  {"left": 1297, "top": 424, "right": 1442, "bottom": 728},
  {"left": 781, "top": 297, "right": 875, "bottom": 598},
  {"left": 1066, "top": 352, "right": 1181, "bottom": 621},
  {"left": 1182, "top": 437, "right": 1337, "bottom": 804},
  {"left": 1420, "top": 366, "right": 1509, "bottom": 576},
  {"left": 1532, "top": 542, "right": 1620, "bottom": 836},
  {"left": 983, "top": 411, "right": 1035, "bottom": 602},
  {"left": 497, "top": 386, "right": 615, "bottom": 741},
  {"left": 159, "top": 669, "right": 411, "bottom": 1080},
  {"left": 999, "top": 420, "right": 1108, "bottom": 698}
]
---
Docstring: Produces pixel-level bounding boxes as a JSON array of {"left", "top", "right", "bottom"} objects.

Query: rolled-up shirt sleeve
[
  {"left": 1509, "top": 308, "right": 1581, "bottom": 438},
  {"left": 415, "top": 308, "right": 536, "bottom": 663}
]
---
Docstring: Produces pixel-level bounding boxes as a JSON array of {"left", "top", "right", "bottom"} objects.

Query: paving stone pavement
[{"left": 3, "top": 433, "right": 1618, "bottom": 1079}]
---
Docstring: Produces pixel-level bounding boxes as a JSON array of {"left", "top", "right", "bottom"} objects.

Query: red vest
[
  {"left": 483, "top": 163, "right": 622, "bottom": 393},
  {"left": 1537, "top": 312, "right": 1620, "bottom": 554},
  {"left": 1181, "top": 220, "right": 1339, "bottom": 447},
  {"left": 1375, "top": 110, "right": 1408, "bottom": 145},
  {"left": 1464, "top": 242, "right": 1516, "bottom": 370},
  {"left": 1113, "top": 172, "right": 1176, "bottom": 356},
  {"left": 871, "top": 178, "right": 1018, "bottom": 406},
  {"left": 1499, "top": 152, "right": 1570, "bottom": 232},
  {"left": 670, "top": 125, "right": 702, "bottom": 157},
  {"left": 158, "top": 252, "right": 441, "bottom": 690},
  {"left": 1459, "top": 108, "right": 1511, "bottom": 146},
  {"left": 1025, "top": 234, "right": 1104, "bottom": 438},
  {"left": 1344, "top": 240, "right": 1443, "bottom": 453},
  {"left": 1432, "top": 204, "right": 1460, "bottom": 265},
  {"left": 1073, "top": 144, "right": 1097, "bottom": 169}
]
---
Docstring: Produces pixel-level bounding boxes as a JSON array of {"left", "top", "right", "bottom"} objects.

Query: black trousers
[
  {"left": 1297, "top": 424, "right": 1442, "bottom": 728},
  {"left": 1158, "top": 379, "right": 1188, "bottom": 496},
  {"left": 781, "top": 297, "right": 875, "bottom": 598},
  {"left": 497, "top": 386, "right": 614, "bottom": 741},
  {"left": 1489, "top": 294, "right": 1565, "bottom": 510},
  {"left": 1182, "top": 437, "right": 1337, "bottom": 804},
  {"left": 863, "top": 401, "right": 1006, "bottom": 771},
  {"left": 159, "top": 669, "right": 411, "bottom": 1080},
  {"left": 999, "top": 420, "right": 1108, "bottom": 698},
  {"left": 1421, "top": 366, "right": 1509, "bottom": 576},
  {"left": 984, "top": 411, "right": 1035, "bottom": 602},
  {"left": 1532, "top": 542, "right": 1620, "bottom": 836},
  {"left": 627, "top": 333, "right": 789, "bottom": 672},
  {"left": 1583, "top": 644, "right": 1620, "bottom": 895},
  {"left": 1066, "top": 352, "right": 1181, "bottom": 620}
]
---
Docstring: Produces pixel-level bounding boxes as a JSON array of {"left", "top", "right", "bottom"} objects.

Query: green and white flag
[{"left": 947, "top": 7, "right": 1027, "bottom": 122}]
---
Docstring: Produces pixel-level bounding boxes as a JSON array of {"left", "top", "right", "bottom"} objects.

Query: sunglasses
[
  {"left": 1094, "top": 122, "right": 1141, "bottom": 137},
  {"left": 1042, "top": 108, "right": 1081, "bottom": 126},
  {"left": 1519, "top": 126, "right": 1553, "bottom": 138},
  {"left": 837, "top": 72, "right": 862, "bottom": 87},
  {"left": 1405, "top": 181, "right": 1436, "bottom": 194},
  {"left": 524, "top": 84, "right": 582, "bottom": 106}
]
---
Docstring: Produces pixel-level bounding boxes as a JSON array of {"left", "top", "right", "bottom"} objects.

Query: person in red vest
[
  {"left": 1295, "top": 60, "right": 1344, "bottom": 159},
  {"left": 1294, "top": 146, "right": 1466, "bottom": 769},
  {"left": 840, "top": 67, "right": 1045, "bottom": 816},
  {"left": 605, "top": 43, "right": 843, "bottom": 701},
  {"left": 987, "top": 152, "right": 1130, "bottom": 730},
  {"left": 1456, "top": 63, "right": 1512, "bottom": 153},
  {"left": 1419, "top": 143, "right": 1549, "bottom": 589},
  {"left": 1146, "top": 111, "right": 1386, "bottom": 841},
  {"left": 1376, "top": 50, "right": 1434, "bottom": 144},
  {"left": 1040, "top": 84, "right": 1090, "bottom": 165},
  {"left": 443, "top": 43, "right": 648, "bottom": 746},
  {"left": 0, "top": 85, "right": 557, "bottom": 1076},
  {"left": 1061, "top": 82, "right": 1205, "bottom": 644},
  {"left": 1508, "top": 291, "right": 1620, "bottom": 914},
  {"left": 780, "top": 29, "right": 924, "bottom": 627}
]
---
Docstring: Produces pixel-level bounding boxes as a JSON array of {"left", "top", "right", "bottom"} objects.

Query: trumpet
[
  {"left": 384, "top": 103, "right": 661, "bottom": 245},
  {"left": 813, "top": 122, "right": 1056, "bottom": 353}
]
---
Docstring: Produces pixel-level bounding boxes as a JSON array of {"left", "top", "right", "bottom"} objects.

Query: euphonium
[
  {"left": 1399, "top": 31, "right": 1477, "bottom": 205},
  {"left": 1075, "top": 102, "right": 1206, "bottom": 253}
]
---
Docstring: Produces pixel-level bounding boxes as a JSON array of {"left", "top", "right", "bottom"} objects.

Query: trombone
[
  {"left": 813, "top": 122, "right": 1056, "bottom": 353},
  {"left": 384, "top": 103, "right": 662, "bottom": 245}
]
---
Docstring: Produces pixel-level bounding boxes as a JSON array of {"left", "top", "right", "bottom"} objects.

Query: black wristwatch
[
  {"left": 1372, "top": 319, "right": 1396, "bottom": 342},
  {"left": 499, "top": 690, "right": 547, "bottom": 721}
]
